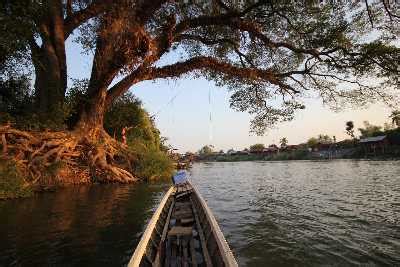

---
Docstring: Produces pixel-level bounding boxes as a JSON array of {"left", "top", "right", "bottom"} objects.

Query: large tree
[
  {"left": 1, "top": 0, "right": 399, "bottom": 133},
  {"left": 1, "top": 0, "right": 399, "bottom": 183}
]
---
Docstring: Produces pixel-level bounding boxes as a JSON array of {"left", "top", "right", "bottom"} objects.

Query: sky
[{"left": 66, "top": 39, "right": 393, "bottom": 153}]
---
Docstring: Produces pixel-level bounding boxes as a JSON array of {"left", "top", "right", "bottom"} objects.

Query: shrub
[
  {"left": 0, "top": 159, "right": 32, "bottom": 199},
  {"left": 133, "top": 148, "right": 174, "bottom": 181}
]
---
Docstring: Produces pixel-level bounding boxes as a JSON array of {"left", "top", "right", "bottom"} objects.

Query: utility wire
[
  {"left": 152, "top": 89, "right": 182, "bottom": 118},
  {"left": 209, "top": 87, "right": 213, "bottom": 144}
]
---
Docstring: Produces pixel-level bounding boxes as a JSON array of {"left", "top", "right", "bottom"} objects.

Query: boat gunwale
[
  {"left": 127, "top": 186, "right": 175, "bottom": 267},
  {"left": 191, "top": 183, "right": 239, "bottom": 267}
]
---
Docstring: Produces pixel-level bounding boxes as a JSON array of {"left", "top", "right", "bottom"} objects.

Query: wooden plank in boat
[
  {"left": 181, "top": 218, "right": 194, "bottom": 225},
  {"left": 168, "top": 226, "right": 193, "bottom": 236},
  {"left": 175, "top": 201, "right": 192, "bottom": 208},
  {"left": 175, "top": 191, "right": 193, "bottom": 199},
  {"left": 173, "top": 209, "right": 193, "bottom": 218}
]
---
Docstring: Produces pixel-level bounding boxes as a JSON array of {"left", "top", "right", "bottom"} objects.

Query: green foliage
[
  {"left": 337, "top": 139, "right": 356, "bottom": 149},
  {"left": 3, "top": 1, "right": 399, "bottom": 136},
  {"left": 0, "top": 75, "right": 68, "bottom": 130},
  {"left": 317, "top": 134, "right": 333, "bottom": 144},
  {"left": 103, "top": 91, "right": 173, "bottom": 181},
  {"left": 307, "top": 134, "right": 333, "bottom": 148},
  {"left": 0, "top": 0, "right": 37, "bottom": 75},
  {"left": 385, "top": 128, "right": 400, "bottom": 145},
  {"left": 268, "top": 150, "right": 310, "bottom": 161},
  {"left": 198, "top": 145, "right": 214, "bottom": 156},
  {"left": 358, "top": 121, "right": 384, "bottom": 138},
  {"left": 64, "top": 79, "right": 88, "bottom": 128},
  {"left": 105, "top": 93, "right": 161, "bottom": 150},
  {"left": 390, "top": 111, "right": 400, "bottom": 128},
  {"left": 345, "top": 121, "right": 355, "bottom": 139},
  {"left": 215, "top": 153, "right": 261, "bottom": 162},
  {"left": 280, "top": 137, "right": 288, "bottom": 148},
  {"left": 307, "top": 137, "right": 318, "bottom": 148},
  {"left": 249, "top": 143, "right": 265, "bottom": 152},
  {"left": 215, "top": 149, "right": 310, "bottom": 162},
  {"left": 0, "top": 75, "right": 70, "bottom": 130},
  {"left": 129, "top": 144, "right": 174, "bottom": 181},
  {"left": 0, "top": 159, "right": 32, "bottom": 199},
  {"left": 0, "top": 76, "right": 42, "bottom": 129}
]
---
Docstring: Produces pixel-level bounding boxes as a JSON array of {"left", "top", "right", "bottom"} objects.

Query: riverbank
[
  {"left": 0, "top": 90, "right": 175, "bottom": 200},
  {"left": 196, "top": 147, "right": 400, "bottom": 162},
  {"left": 0, "top": 126, "right": 174, "bottom": 200}
]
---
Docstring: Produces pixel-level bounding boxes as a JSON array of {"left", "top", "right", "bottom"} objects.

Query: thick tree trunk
[
  {"left": 73, "top": 22, "right": 122, "bottom": 135},
  {"left": 32, "top": 0, "right": 67, "bottom": 123},
  {"left": 74, "top": 88, "right": 107, "bottom": 137},
  {"left": 33, "top": 48, "right": 66, "bottom": 116}
]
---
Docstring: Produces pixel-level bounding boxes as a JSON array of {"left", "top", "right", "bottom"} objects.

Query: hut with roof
[{"left": 359, "top": 135, "right": 388, "bottom": 155}]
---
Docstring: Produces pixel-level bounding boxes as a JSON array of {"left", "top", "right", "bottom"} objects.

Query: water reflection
[{"left": 0, "top": 183, "right": 168, "bottom": 266}]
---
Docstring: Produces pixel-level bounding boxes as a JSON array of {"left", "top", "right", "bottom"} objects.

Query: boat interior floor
[{"left": 160, "top": 183, "right": 210, "bottom": 267}]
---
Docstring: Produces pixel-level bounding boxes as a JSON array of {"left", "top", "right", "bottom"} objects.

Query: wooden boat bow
[{"left": 128, "top": 181, "right": 238, "bottom": 267}]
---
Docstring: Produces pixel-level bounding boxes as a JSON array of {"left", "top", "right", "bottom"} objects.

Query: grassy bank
[{"left": 0, "top": 159, "right": 33, "bottom": 200}]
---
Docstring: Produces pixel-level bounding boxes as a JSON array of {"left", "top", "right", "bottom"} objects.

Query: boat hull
[{"left": 128, "top": 182, "right": 237, "bottom": 267}]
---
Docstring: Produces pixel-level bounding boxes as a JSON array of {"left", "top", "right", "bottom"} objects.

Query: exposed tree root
[{"left": 0, "top": 125, "right": 139, "bottom": 187}]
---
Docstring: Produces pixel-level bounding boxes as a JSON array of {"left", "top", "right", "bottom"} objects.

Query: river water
[{"left": 1, "top": 160, "right": 399, "bottom": 266}]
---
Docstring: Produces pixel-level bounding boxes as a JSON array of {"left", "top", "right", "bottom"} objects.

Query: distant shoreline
[{"left": 194, "top": 149, "right": 400, "bottom": 163}]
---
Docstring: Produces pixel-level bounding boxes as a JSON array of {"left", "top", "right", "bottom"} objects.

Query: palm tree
[
  {"left": 280, "top": 137, "right": 288, "bottom": 148},
  {"left": 390, "top": 111, "right": 400, "bottom": 128},
  {"left": 345, "top": 121, "right": 355, "bottom": 139}
]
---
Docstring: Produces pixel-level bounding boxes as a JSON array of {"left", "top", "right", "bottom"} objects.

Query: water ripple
[{"left": 191, "top": 160, "right": 400, "bottom": 266}]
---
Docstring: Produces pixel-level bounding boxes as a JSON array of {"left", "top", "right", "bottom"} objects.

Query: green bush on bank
[
  {"left": 105, "top": 93, "right": 175, "bottom": 181},
  {"left": 0, "top": 159, "right": 32, "bottom": 199},
  {"left": 128, "top": 141, "right": 174, "bottom": 181},
  {"left": 134, "top": 149, "right": 174, "bottom": 181}
]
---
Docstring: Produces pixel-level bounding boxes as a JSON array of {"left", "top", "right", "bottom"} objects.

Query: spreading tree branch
[
  {"left": 381, "top": 0, "right": 400, "bottom": 20},
  {"left": 105, "top": 56, "right": 300, "bottom": 106},
  {"left": 175, "top": 15, "right": 337, "bottom": 58},
  {"left": 64, "top": 0, "right": 112, "bottom": 38}
]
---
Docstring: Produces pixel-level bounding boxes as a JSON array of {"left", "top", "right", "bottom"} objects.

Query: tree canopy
[
  {"left": 1, "top": 0, "right": 399, "bottom": 134},
  {"left": 250, "top": 143, "right": 265, "bottom": 152},
  {"left": 358, "top": 121, "right": 384, "bottom": 138},
  {"left": 198, "top": 145, "right": 214, "bottom": 155},
  {"left": 345, "top": 121, "right": 355, "bottom": 139},
  {"left": 390, "top": 110, "right": 400, "bottom": 127},
  {"left": 307, "top": 134, "right": 333, "bottom": 147},
  {"left": 279, "top": 137, "right": 288, "bottom": 148}
]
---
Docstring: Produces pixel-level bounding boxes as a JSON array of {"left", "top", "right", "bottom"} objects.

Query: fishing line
[
  {"left": 152, "top": 89, "right": 182, "bottom": 118},
  {"left": 209, "top": 87, "right": 213, "bottom": 144}
]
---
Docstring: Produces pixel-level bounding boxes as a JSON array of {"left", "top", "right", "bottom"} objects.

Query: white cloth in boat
[{"left": 172, "top": 170, "right": 187, "bottom": 184}]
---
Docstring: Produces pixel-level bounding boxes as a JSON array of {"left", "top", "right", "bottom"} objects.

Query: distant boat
[{"left": 128, "top": 177, "right": 238, "bottom": 267}]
